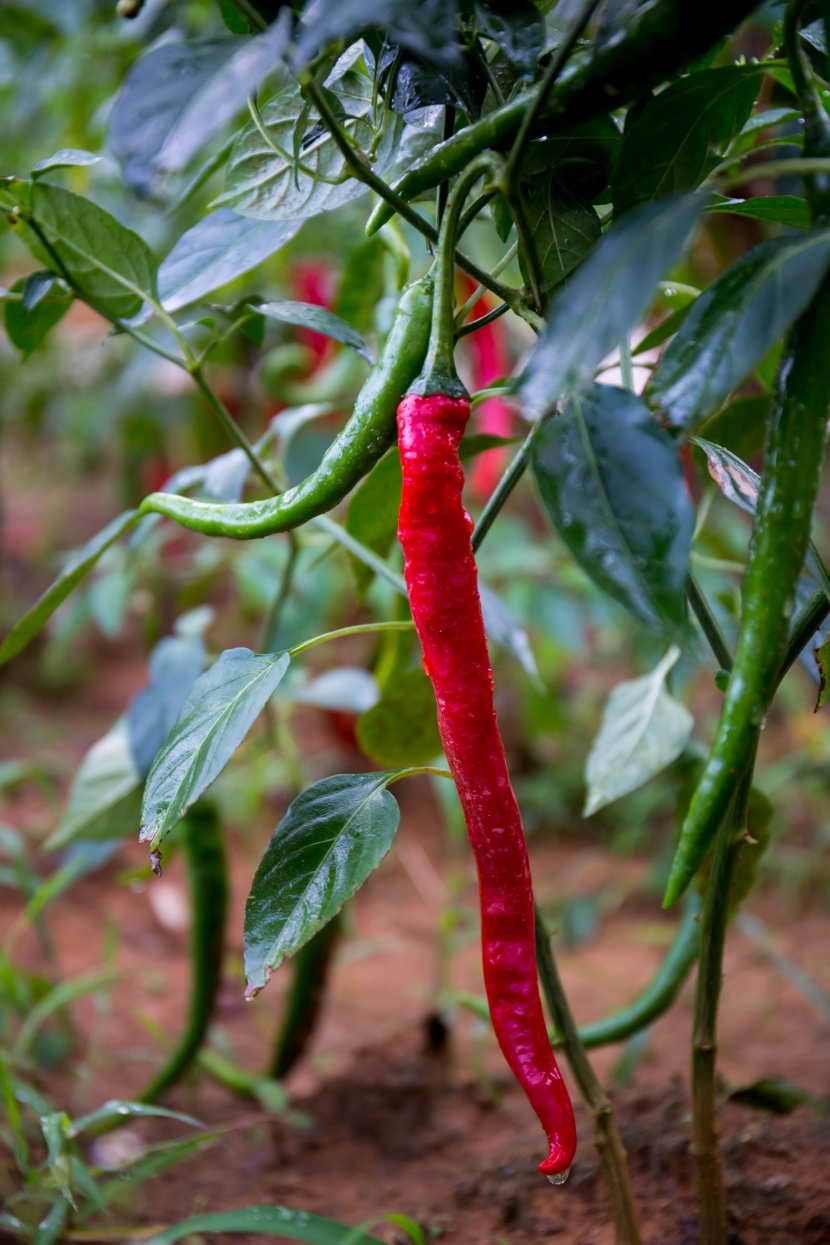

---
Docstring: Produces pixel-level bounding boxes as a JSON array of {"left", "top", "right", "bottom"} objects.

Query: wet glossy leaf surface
[
  {"left": 244, "top": 772, "right": 401, "bottom": 992},
  {"left": 531, "top": 384, "right": 693, "bottom": 632}
]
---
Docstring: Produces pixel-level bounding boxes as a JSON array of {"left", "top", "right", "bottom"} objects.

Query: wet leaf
[
  {"left": 584, "top": 647, "right": 693, "bottom": 815},
  {"left": 158, "top": 210, "right": 301, "bottom": 312},
  {"left": 519, "top": 173, "right": 601, "bottom": 296},
  {"left": 648, "top": 230, "right": 830, "bottom": 433},
  {"left": 4, "top": 275, "right": 71, "bottom": 356},
  {"left": 140, "top": 649, "right": 290, "bottom": 849},
  {"left": 709, "top": 194, "right": 810, "bottom": 231},
  {"left": 293, "top": 0, "right": 461, "bottom": 70},
  {"left": 519, "top": 193, "right": 705, "bottom": 419},
  {"left": 531, "top": 384, "right": 694, "bottom": 632},
  {"left": 31, "top": 149, "right": 101, "bottom": 179},
  {"left": 219, "top": 62, "right": 404, "bottom": 221},
  {"left": 612, "top": 66, "right": 763, "bottom": 214},
  {"left": 244, "top": 772, "right": 402, "bottom": 992},
  {"left": 256, "top": 301, "right": 373, "bottom": 362}
]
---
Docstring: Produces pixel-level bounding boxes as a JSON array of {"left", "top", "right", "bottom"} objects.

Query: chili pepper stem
[
  {"left": 690, "top": 740, "right": 758, "bottom": 1245},
  {"left": 535, "top": 908, "right": 643, "bottom": 1245},
  {"left": 411, "top": 154, "right": 505, "bottom": 397}
]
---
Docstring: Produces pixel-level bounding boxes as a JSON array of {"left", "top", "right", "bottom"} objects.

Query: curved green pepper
[
  {"left": 140, "top": 802, "right": 228, "bottom": 1102},
  {"left": 140, "top": 275, "right": 433, "bottom": 539},
  {"left": 366, "top": 0, "right": 759, "bottom": 236},
  {"left": 664, "top": 1, "right": 830, "bottom": 908}
]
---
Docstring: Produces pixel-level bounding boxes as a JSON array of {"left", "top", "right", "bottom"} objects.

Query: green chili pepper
[
  {"left": 664, "top": 12, "right": 830, "bottom": 908},
  {"left": 140, "top": 276, "right": 433, "bottom": 539},
  {"left": 270, "top": 912, "right": 341, "bottom": 1080},
  {"left": 365, "top": 0, "right": 759, "bottom": 237},
  {"left": 140, "top": 802, "right": 228, "bottom": 1102}
]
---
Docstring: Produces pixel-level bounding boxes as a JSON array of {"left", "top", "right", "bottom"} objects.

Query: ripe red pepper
[{"left": 396, "top": 156, "right": 576, "bottom": 1178}]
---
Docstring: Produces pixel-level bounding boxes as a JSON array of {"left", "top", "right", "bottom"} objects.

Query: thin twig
[
  {"left": 535, "top": 906, "right": 643, "bottom": 1245},
  {"left": 687, "top": 573, "right": 734, "bottom": 672}
]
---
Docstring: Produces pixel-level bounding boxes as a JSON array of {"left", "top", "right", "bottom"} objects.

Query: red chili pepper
[{"left": 396, "top": 157, "right": 576, "bottom": 1178}]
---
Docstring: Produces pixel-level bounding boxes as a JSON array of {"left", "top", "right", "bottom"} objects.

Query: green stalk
[{"left": 691, "top": 740, "right": 758, "bottom": 1245}]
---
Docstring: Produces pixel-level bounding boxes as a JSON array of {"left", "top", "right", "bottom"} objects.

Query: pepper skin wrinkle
[{"left": 397, "top": 392, "right": 576, "bottom": 1177}]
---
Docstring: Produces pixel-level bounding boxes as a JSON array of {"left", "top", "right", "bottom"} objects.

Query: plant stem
[
  {"left": 299, "top": 73, "right": 518, "bottom": 310},
  {"left": 259, "top": 532, "right": 300, "bottom": 653},
  {"left": 471, "top": 418, "right": 545, "bottom": 552},
  {"left": 535, "top": 906, "right": 643, "bottom": 1245},
  {"left": 189, "top": 364, "right": 280, "bottom": 493},
  {"left": 436, "top": 106, "right": 456, "bottom": 227},
  {"left": 687, "top": 573, "right": 734, "bottom": 672},
  {"left": 691, "top": 738, "right": 758, "bottom": 1245},
  {"left": 456, "top": 301, "right": 510, "bottom": 338},
  {"left": 288, "top": 619, "right": 414, "bottom": 658},
  {"left": 455, "top": 240, "right": 519, "bottom": 326},
  {"left": 503, "top": 0, "right": 604, "bottom": 187}
]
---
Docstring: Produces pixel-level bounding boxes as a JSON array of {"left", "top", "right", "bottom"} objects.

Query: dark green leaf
[
  {"left": 31, "top": 149, "right": 101, "bottom": 179},
  {"left": 815, "top": 635, "right": 830, "bottom": 711},
  {"left": 244, "top": 772, "right": 402, "bottom": 992},
  {"left": 345, "top": 449, "right": 402, "bottom": 597},
  {"left": 4, "top": 275, "right": 71, "bottom": 357},
  {"left": 255, "top": 301, "right": 373, "bottom": 362},
  {"left": 25, "top": 183, "right": 158, "bottom": 319},
  {"left": 381, "top": 47, "right": 486, "bottom": 118},
  {"left": 649, "top": 230, "right": 830, "bottom": 432},
  {"left": 0, "top": 510, "right": 140, "bottom": 667},
  {"left": 357, "top": 669, "right": 442, "bottom": 768},
  {"left": 531, "top": 384, "right": 694, "bottom": 631},
  {"left": 294, "top": 0, "right": 460, "bottom": 70},
  {"left": 127, "top": 634, "right": 207, "bottom": 777},
  {"left": 46, "top": 719, "right": 143, "bottom": 850},
  {"left": 612, "top": 67, "right": 763, "bottom": 214},
  {"left": 140, "top": 648, "right": 290, "bottom": 850},
  {"left": 109, "top": 25, "right": 291, "bottom": 192},
  {"left": 631, "top": 303, "right": 693, "bottom": 357},
  {"left": 709, "top": 194, "right": 810, "bottom": 231},
  {"left": 584, "top": 646, "right": 693, "bottom": 815},
  {"left": 519, "top": 173, "right": 600, "bottom": 296},
  {"left": 158, "top": 210, "right": 301, "bottom": 312},
  {"left": 519, "top": 193, "right": 705, "bottom": 419},
  {"left": 475, "top": 0, "right": 544, "bottom": 79},
  {"left": 726, "top": 1076, "right": 830, "bottom": 1118},
  {"left": 149, "top": 1205, "right": 386, "bottom": 1245}
]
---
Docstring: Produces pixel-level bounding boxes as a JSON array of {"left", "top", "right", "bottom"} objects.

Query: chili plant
[{"left": 2, "top": 1, "right": 830, "bottom": 1242}]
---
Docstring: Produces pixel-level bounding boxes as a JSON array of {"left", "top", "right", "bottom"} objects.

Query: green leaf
[
  {"left": 345, "top": 449, "right": 402, "bottom": 597},
  {"left": 127, "top": 633, "right": 207, "bottom": 777},
  {"left": 69, "top": 1101, "right": 204, "bottom": 1137},
  {"left": 244, "top": 772, "right": 402, "bottom": 993},
  {"left": 218, "top": 62, "right": 404, "bottom": 221},
  {"left": 158, "top": 210, "right": 301, "bottom": 312},
  {"left": 584, "top": 646, "right": 693, "bottom": 815},
  {"left": 3, "top": 275, "right": 71, "bottom": 356},
  {"left": 256, "top": 301, "right": 373, "bottom": 363},
  {"left": 612, "top": 67, "right": 763, "bottom": 214},
  {"left": 519, "top": 193, "right": 705, "bottom": 419},
  {"left": 709, "top": 194, "right": 810, "bottom": 231},
  {"left": 293, "top": 0, "right": 460, "bottom": 70},
  {"left": 475, "top": 0, "right": 544, "bottom": 79},
  {"left": 46, "top": 719, "right": 143, "bottom": 850},
  {"left": 31, "top": 149, "right": 101, "bottom": 179},
  {"left": 648, "top": 230, "right": 830, "bottom": 432},
  {"left": 519, "top": 173, "right": 601, "bottom": 296},
  {"left": 356, "top": 669, "right": 442, "bottom": 768},
  {"left": 109, "top": 24, "right": 291, "bottom": 192},
  {"left": 726, "top": 1076, "right": 830, "bottom": 1118},
  {"left": 531, "top": 384, "right": 694, "bottom": 632},
  {"left": 693, "top": 437, "right": 759, "bottom": 515},
  {"left": 148, "top": 1205, "right": 386, "bottom": 1245},
  {"left": 140, "top": 648, "right": 290, "bottom": 850},
  {"left": 0, "top": 510, "right": 140, "bottom": 667},
  {"left": 22, "top": 183, "right": 158, "bottom": 319}
]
